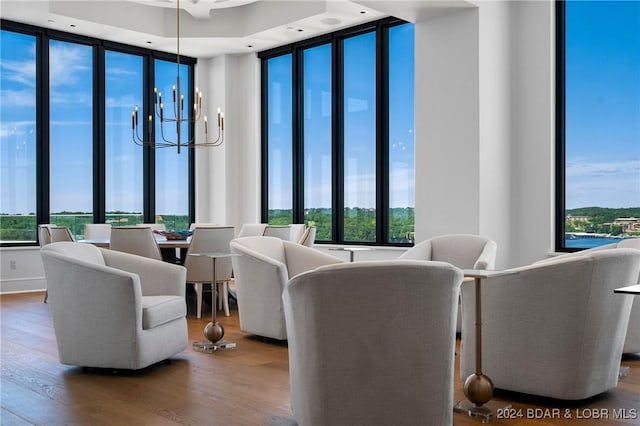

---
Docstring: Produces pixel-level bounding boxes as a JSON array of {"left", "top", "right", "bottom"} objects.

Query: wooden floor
[{"left": 1, "top": 292, "right": 638, "bottom": 426}]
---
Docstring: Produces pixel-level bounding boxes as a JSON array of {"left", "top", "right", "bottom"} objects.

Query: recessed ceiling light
[
  {"left": 70, "top": 24, "right": 76, "bottom": 28},
  {"left": 360, "top": 11, "right": 367, "bottom": 14},
  {"left": 247, "top": 44, "right": 253, "bottom": 48},
  {"left": 321, "top": 18, "right": 341, "bottom": 25},
  {"left": 297, "top": 29, "right": 304, "bottom": 32},
  {"left": 146, "top": 41, "right": 153, "bottom": 44}
]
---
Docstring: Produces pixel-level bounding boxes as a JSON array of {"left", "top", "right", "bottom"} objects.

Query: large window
[
  {"left": 261, "top": 19, "right": 415, "bottom": 245},
  {"left": 154, "top": 59, "right": 191, "bottom": 231},
  {"left": 266, "top": 54, "right": 293, "bottom": 224},
  {"left": 105, "top": 50, "right": 144, "bottom": 228},
  {"left": 303, "top": 44, "right": 332, "bottom": 240},
  {"left": 49, "top": 39, "right": 94, "bottom": 236},
  {"left": 557, "top": 1, "right": 640, "bottom": 250},
  {"left": 0, "top": 21, "right": 195, "bottom": 245},
  {"left": 0, "top": 30, "right": 37, "bottom": 242}
]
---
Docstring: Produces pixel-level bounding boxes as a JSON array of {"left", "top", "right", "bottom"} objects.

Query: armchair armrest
[
  {"left": 472, "top": 240, "right": 498, "bottom": 270},
  {"left": 100, "top": 248, "right": 186, "bottom": 297}
]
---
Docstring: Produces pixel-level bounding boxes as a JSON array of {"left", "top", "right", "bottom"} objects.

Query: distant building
[
  {"left": 613, "top": 217, "right": 640, "bottom": 232},
  {"left": 566, "top": 214, "right": 590, "bottom": 222}
]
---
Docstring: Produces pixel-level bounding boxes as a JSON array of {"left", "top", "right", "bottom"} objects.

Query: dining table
[{"left": 79, "top": 237, "right": 191, "bottom": 263}]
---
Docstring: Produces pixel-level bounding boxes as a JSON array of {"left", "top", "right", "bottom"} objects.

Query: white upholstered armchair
[
  {"left": 545, "top": 239, "right": 640, "bottom": 354},
  {"left": 460, "top": 248, "right": 640, "bottom": 400},
  {"left": 279, "top": 260, "right": 463, "bottom": 425},
  {"left": 40, "top": 242, "right": 188, "bottom": 370},
  {"left": 399, "top": 234, "right": 497, "bottom": 331},
  {"left": 230, "top": 236, "right": 343, "bottom": 340}
]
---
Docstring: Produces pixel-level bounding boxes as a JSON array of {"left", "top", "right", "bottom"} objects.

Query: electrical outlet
[{"left": 9, "top": 260, "right": 17, "bottom": 270}]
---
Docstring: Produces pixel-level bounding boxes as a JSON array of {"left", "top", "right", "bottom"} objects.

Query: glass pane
[
  {"left": 564, "top": 1, "right": 640, "bottom": 248},
  {"left": 154, "top": 59, "right": 190, "bottom": 231},
  {"left": 0, "top": 30, "right": 37, "bottom": 243},
  {"left": 267, "top": 54, "right": 293, "bottom": 224},
  {"left": 303, "top": 44, "right": 332, "bottom": 241},
  {"left": 49, "top": 39, "right": 93, "bottom": 239},
  {"left": 343, "top": 32, "right": 376, "bottom": 242},
  {"left": 388, "top": 23, "right": 415, "bottom": 244},
  {"left": 105, "top": 50, "right": 144, "bottom": 228}
]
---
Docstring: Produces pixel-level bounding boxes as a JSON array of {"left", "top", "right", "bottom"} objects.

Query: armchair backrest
[
  {"left": 400, "top": 234, "right": 497, "bottom": 270},
  {"left": 41, "top": 241, "right": 106, "bottom": 266},
  {"left": 283, "top": 260, "right": 463, "bottom": 425},
  {"left": 109, "top": 226, "right": 162, "bottom": 261},
  {"left": 184, "top": 226, "right": 234, "bottom": 283}
]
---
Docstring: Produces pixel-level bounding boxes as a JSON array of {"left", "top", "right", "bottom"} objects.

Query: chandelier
[{"left": 132, "top": 0, "right": 223, "bottom": 154}]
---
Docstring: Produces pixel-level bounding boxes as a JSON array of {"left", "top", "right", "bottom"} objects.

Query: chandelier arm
[{"left": 131, "top": 0, "right": 224, "bottom": 153}]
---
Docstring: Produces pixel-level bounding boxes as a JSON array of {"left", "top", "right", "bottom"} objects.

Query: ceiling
[{"left": 0, "top": 0, "right": 474, "bottom": 58}]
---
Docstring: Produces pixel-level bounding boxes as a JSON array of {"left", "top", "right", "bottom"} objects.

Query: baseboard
[{"left": 0, "top": 277, "right": 46, "bottom": 294}]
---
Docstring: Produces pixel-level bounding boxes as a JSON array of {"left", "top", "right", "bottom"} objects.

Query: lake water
[{"left": 565, "top": 236, "right": 635, "bottom": 249}]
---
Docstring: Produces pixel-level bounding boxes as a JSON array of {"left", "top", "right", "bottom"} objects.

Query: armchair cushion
[{"left": 142, "top": 295, "right": 188, "bottom": 329}]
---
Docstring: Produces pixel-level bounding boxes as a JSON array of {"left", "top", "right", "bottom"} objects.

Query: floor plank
[{"left": 1, "top": 292, "right": 638, "bottom": 425}]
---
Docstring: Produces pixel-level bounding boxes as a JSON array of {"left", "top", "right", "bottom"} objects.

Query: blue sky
[
  {"left": 267, "top": 23, "right": 415, "bottom": 210},
  {"left": 0, "top": 31, "right": 188, "bottom": 215},
  {"left": 2, "top": 5, "right": 638, "bottom": 217},
  {"left": 565, "top": 0, "right": 640, "bottom": 209}
]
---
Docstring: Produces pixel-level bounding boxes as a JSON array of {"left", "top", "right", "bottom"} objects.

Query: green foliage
[
  {"left": 270, "top": 207, "right": 415, "bottom": 244},
  {"left": 0, "top": 212, "right": 190, "bottom": 243},
  {"left": 566, "top": 207, "right": 640, "bottom": 236}
]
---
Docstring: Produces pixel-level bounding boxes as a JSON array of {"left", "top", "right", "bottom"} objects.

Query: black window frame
[
  {"left": 259, "top": 17, "right": 414, "bottom": 247},
  {"left": 0, "top": 19, "right": 196, "bottom": 247}
]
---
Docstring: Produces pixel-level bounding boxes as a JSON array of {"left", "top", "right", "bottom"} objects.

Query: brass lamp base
[
  {"left": 464, "top": 373, "right": 494, "bottom": 405},
  {"left": 204, "top": 321, "right": 225, "bottom": 343},
  {"left": 454, "top": 399, "right": 512, "bottom": 424},
  {"left": 192, "top": 321, "right": 236, "bottom": 354}
]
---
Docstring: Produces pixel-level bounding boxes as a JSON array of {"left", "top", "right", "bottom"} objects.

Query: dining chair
[
  {"left": 237, "top": 223, "right": 267, "bottom": 237},
  {"left": 109, "top": 226, "right": 163, "bottom": 261},
  {"left": 288, "top": 224, "right": 306, "bottom": 242},
  {"left": 183, "top": 226, "right": 235, "bottom": 318},
  {"left": 189, "top": 223, "right": 219, "bottom": 230},
  {"left": 83, "top": 223, "right": 112, "bottom": 241},
  {"left": 263, "top": 225, "right": 291, "bottom": 240},
  {"left": 297, "top": 225, "right": 316, "bottom": 247},
  {"left": 38, "top": 224, "right": 54, "bottom": 247},
  {"left": 136, "top": 223, "right": 166, "bottom": 231}
]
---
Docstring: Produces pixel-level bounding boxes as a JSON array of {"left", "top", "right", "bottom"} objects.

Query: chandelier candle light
[{"left": 132, "top": 0, "right": 224, "bottom": 153}]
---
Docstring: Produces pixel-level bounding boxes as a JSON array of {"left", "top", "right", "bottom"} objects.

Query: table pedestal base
[
  {"left": 193, "top": 341, "right": 236, "bottom": 353},
  {"left": 454, "top": 399, "right": 512, "bottom": 424}
]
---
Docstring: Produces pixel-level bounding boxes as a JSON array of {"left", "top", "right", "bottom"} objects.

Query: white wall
[
  {"left": 0, "top": 0, "right": 557, "bottom": 292},
  {"left": 0, "top": 247, "right": 45, "bottom": 293},
  {"left": 509, "top": 0, "right": 555, "bottom": 267}
]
